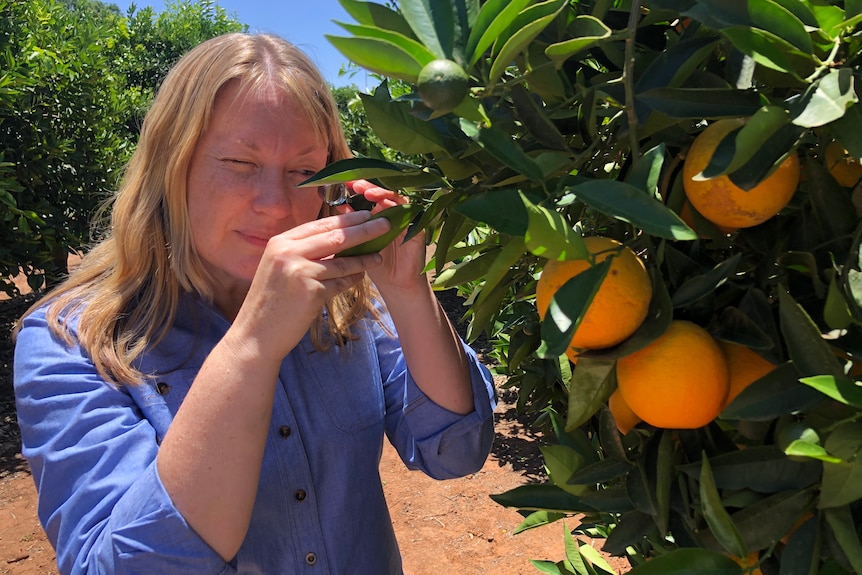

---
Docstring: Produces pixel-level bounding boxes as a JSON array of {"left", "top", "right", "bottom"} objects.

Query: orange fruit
[
  {"left": 609, "top": 389, "right": 641, "bottom": 434},
  {"left": 825, "top": 141, "right": 862, "bottom": 188},
  {"left": 683, "top": 118, "right": 800, "bottom": 228},
  {"left": 679, "top": 200, "right": 737, "bottom": 237},
  {"left": 535, "top": 236, "right": 652, "bottom": 363},
  {"left": 719, "top": 341, "right": 776, "bottom": 408},
  {"left": 616, "top": 320, "right": 729, "bottom": 429}
]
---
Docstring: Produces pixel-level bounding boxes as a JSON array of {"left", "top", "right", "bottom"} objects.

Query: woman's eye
[{"left": 223, "top": 158, "right": 254, "bottom": 167}]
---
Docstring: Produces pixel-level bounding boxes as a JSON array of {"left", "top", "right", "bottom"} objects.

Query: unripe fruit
[
  {"left": 336, "top": 204, "right": 422, "bottom": 257},
  {"left": 416, "top": 59, "right": 469, "bottom": 114}
]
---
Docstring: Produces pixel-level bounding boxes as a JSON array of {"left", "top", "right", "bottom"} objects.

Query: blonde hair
[{"left": 19, "top": 33, "right": 377, "bottom": 385}]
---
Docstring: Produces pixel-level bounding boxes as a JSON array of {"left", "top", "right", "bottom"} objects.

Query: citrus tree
[{"left": 301, "top": 0, "right": 862, "bottom": 573}]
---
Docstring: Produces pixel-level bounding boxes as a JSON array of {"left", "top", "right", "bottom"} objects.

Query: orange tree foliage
[{"left": 302, "top": 0, "right": 862, "bottom": 573}]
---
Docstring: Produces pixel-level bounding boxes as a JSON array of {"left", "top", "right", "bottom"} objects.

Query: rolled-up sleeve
[
  {"left": 374, "top": 314, "right": 497, "bottom": 480},
  {"left": 13, "top": 311, "right": 230, "bottom": 575}
]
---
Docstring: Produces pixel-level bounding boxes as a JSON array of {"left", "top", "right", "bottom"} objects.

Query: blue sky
[{"left": 110, "top": 0, "right": 374, "bottom": 88}]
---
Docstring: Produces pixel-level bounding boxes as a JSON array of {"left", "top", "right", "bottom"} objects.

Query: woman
[{"left": 13, "top": 33, "right": 496, "bottom": 575}]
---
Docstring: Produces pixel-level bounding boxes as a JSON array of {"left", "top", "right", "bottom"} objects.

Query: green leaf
[
  {"left": 825, "top": 272, "right": 856, "bottom": 330},
  {"left": 508, "top": 84, "right": 569, "bottom": 152},
  {"left": 466, "top": 271, "right": 510, "bottom": 342},
  {"left": 677, "top": 446, "right": 822, "bottom": 492},
  {"left": 489, "top": 483, "right": 598, "bottom": 513},
  {"left": 466, "top": 0, "right": 532, "bottom": 68},
  {"left": 699, "top": 453, "right": 748, "bottom": 558},
  {"left": 298, "top": 157, "right": 429, "bottom": 186},
  {"left": 539, "top": 261, "right": 610, "bottom": 358},
  {"left": 334, "top": 22, "right": 438, "bottom": 68},
  {"left": 779, "top": 290, "right": 845, "bottom": 378},
  {"left": 432, "top": 247, "right": 500, "bottom": 289},
  {"left": 477, "top": 126, "right": 544, "bottom": 182},
  {"left": 562, "top": 528, "right": 591, "bottom": 575},
  {"left": 529, "top": 560, "right": 575, "bottom": 575},
  {"left": 791, "top": 68, "right": 859, "bottom": 128},
  {"left": 626, "top": 461, "right": 657, "bottom": 516},
  {"left": 633, "top": 34, "right": 722, "bottom": 121},
  {"left": 565, "top": 357, "right": 616, "bottom": 430},
  {"left": 636, "top": 87, "right": 764, "bottom": 119},
  {"left": 434, "top": 210, "right": 472, "bottom": 272},
  {"left": 398, "top": 0, "right": 456, "bottom": 60},
  {"left": 672, "top": 253, "right": 741, "bottom": 308},
  {"left": 454, "top": 189, "right": 528, "bottom": 236},
  {"left": 567, "top": 180, "right": 697, "bottom": 241},
  {"left": 820, "top": 422, "right": 862, "bottom": 509},
  {"left": 602, "top": 511, "right": 654, "bottom": 556},
  {"left": 326, "top": 35, "right": 424, "bottom": 82},
  {"left": 577, "top": 541, "right": 617, "bottom": 575},
  {"left": 770, "top": 0, "right": 819, "bottom": 28},
  {"left": 635, "top": 35, "right": 720, "bottom": 93},
  {"left": 548, "top": 410, "right": 600, "bottom": 463},
  {"left": 625, "top": 548, "right": 741, "bottom": 575},
  {"left": 802, "top": 154, "right": 859, "bottom": 240},
  {"left": 580, "top": 486, "right": 636, "bottom": 514},
  {"left": 358, "top": 83, "right": 448, "bottom": 154},
  {"left": 489, "top": 0, "right": 568, "bottom": 86},
  {"left": 699, "top": 0, "right": 812, "bottom": 52},
  {"left": 824, "top": 506, "right": 862, "bottom": 574},
  {"left": 655, "top": 429, "right": 674, "bottom": 536},
  {"left": 724, "top": 488, "right": 818, "bottom": 552},
  {"left": 722, "top": 362, "right": 826, "bottom": 421},
  {"left": 727, "top": 124, "right": 804, "bottom": 191},
  {"left": 542, "top": 444, "right": 590, "bottom": 496},
  {"left": 544, "top": 16, "right": 612, "bottom": 68},
  {"left": 780, "top": 514, "right": 819, "bottom": 574},
  {"left": 701, "top": 106, "right": 791, "bottom": 178},
  {"left": 473, "top": 236, "right": 526, "bottom": 310},
  {"left": 513, "top": 510, "right": 567, "bottom": 535},
  {"left": 721, "top": 26, "right": 814, "bottom": 76},
  {"left": 522, "top": 194, "right": 587, "bottom": 261},
  {"left": 784, "top": 439, "right": 843, "bottom": 464},
  {"left": 625, "top": 143, "right": 665, "bottom": 198},
  {"left": 567, "top": 456, "right": 633, "bottom": 486},
  {"left": 800, "top": 375, "right": 862, "bottom": 408},
  {"left": 827, "top": 102, "right": 862, "bottom": 159},
  {"left": 337, "top": 0, "right": 417, "bottom": 38}
]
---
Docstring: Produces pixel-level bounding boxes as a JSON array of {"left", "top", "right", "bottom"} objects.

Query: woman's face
[{"left": 186, "top": 81, "right": 329, "bottom": 299}]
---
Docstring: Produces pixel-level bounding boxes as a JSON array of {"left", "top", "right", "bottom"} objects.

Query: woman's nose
[{"left": 251, "top": 172, "right": 294, "bottom": 216}]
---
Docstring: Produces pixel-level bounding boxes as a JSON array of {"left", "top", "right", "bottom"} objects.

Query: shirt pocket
[
  {"left": 296, "top": 337, "right": 385, "bottom": 433},
  {"left": 131, "top": 369, "right": 199, "bottom": 444},
  {"left": 138, "top": 369, "right": 196, "bottom": 407}
]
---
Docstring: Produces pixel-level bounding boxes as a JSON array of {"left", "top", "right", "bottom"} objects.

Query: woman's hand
[
  {"left": 346, "top": 180, "right": 475, "bottom": 415},
  {"left": 231, "top": 210, "right": 387, "bottom": 362},
  {"left": 348, "top": 180, "right": 428, "bottom": 297}
]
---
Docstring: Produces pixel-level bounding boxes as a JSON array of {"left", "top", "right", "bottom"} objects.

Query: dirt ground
[{"left": 0, "top": 275, "right": 630, "bottom": 575}]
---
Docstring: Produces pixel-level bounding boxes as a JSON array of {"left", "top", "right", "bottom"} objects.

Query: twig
[{"left": 624, "top": 0, "right": 642, "bottom": 163}]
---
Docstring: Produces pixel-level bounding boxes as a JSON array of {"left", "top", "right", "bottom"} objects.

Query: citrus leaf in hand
[{"left": 298, "top": 158, "right": 428, "bottom": 186}]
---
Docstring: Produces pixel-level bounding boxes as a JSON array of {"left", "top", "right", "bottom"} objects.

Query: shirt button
[
  {"left": 295, "top": 489, "right": 307, "bottom": 501},
  {"left": 278, "top": 425, "right": 291, "bottom": 438},
  {"left": 156, "top": 382, "right": 171, "bottom": 395},
  {"left": 305, "top": 552, "right": 317, "bottom": 565}
]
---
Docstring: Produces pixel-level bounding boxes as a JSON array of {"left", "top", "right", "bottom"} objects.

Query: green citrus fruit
[
  {"left": 417, "top": 59, "right": 469, "bottom": 114},
  {"left": 336, "top": 204, "right": 422, "bottom": 257}
]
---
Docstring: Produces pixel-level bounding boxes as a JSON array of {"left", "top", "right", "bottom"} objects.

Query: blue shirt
[{"left": 14, "top": 293, "right": 496, "bottom": 575}]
